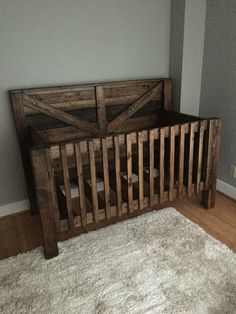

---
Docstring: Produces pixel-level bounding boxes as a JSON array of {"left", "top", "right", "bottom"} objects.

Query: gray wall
[
  {"left": 200, "top": 0, "right": 236, "bottom": 187},
  {"left": 180, "top": 0, "right": 206, "bottom": 116},
  {"left": 169, "top": 0, "right": 206, "bottom": 115},
  {"left": 169, "top": 0, "right": 185, "bottom": 112},
  {"left": 0, "top": 0, "right": 171, "bottom": 207}
]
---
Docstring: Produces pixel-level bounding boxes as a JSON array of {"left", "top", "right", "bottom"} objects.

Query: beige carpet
[{"left": 0, "top": 207, "right": 236, "bottom": 314}]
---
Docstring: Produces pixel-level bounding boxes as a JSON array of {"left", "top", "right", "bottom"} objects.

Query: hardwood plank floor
[{"left": 0, "top": 192, "right": 235, "bottom": 260}]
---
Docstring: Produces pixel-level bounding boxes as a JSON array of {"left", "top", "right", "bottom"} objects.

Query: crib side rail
[{"left": 31, "top": 118, "right": 221, "bottom": 258}]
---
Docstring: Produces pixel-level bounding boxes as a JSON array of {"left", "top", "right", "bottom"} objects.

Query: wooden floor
[{"left": 0, "top": 192, "right": 235, "bottom": 260}]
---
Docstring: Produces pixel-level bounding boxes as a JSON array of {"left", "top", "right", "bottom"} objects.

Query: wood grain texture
[
  {"left": 75, "top": 143, "right": 87, "bottom": 227},
  {"left": 196, "top": 121, "right": 205, "bottom": 194},
  {"left": 31, "top": 149, "right": 58, "bottom": 259},
  {"left": 107, "top": 83, "right": 162, "bottom": 133},
  {"left": 159, "top": 128, "right": 165, "bottom": 203},
  {"left": 102, "top": 138, "right": 111, "bottom": 219},
  {"left": 202, "top": 119, "right": 222, "bottom": 208},
  {"left": 163, "top": 79, "right": 172, "bottom": 110},
  {"left": 88, "top": 140, "right": 99, "bottom": 223},
  {"left": 60, "top": 145, "right": 74, "bottom": 229},
  {"left": 169, "top": 126, "right": 175, "bottom": 201},
  {"left": 149, "top": 129, "right": 155, "bottom": 206},
  {"left": 178, "top": 124, "right": 185, "bottom": 197},
  {"left": 114, "top": 136, "right": 122, "bottom": 217},
  {"left": 138, "top": 131, "right": 144, "bottom": 210},
  {"left": 188, "top": 123, "right": 195, "bottom": 196},
  {"left": 126, "top": 134, "right": 133, "bottom": 213},
  {"left": 23, "top": 94, "right": 98, "bottom": 135}
]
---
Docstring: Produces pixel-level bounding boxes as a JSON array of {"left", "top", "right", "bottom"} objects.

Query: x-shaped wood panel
[
  {"left": 23, "top": 94, "right": 99, "bottom": 136},
  {"left": 106, "top": 82, "right": 163, "bottom": 133}
]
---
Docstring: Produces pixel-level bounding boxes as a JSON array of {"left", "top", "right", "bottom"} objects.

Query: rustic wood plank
[
  {"left": 169, "top": 126, "right": 175, "bottom": 201},
  {"left": 188, "top": 123, "right": 195, "bottom": 196},
  {"left": 205, "top": 120, "right": 214, "bottom": 189},
  {"left": 114, "top": 136, "right": 122, "bottom": 216},
  {"left": 23, "top": 94, "right": 98, "bottom": 135},
  {"left": 163, "top": 79, "right": 172, "bottom": 110},
  {"left": 47, "top": 150, "right": 61, "bottom": 232},
  {"left": 31, "top": 149, "right": 58, "bottom": 259},
  {"left": 138, "top": 131, "right": 144, "bottom": 210},
  {"left": 159, "top": 128, "right": 165, "bottom": 203},
  {"left": 149, "top": 129, "right": 155, "bottom": 206},
  {"left": 21, "top": 78, "right": 162, "bottom": 95},
  {"left": 196, "top": 121, "right": 205, "bottom": 194},
  {"left": 95, "top": 86, "right": 106, "bottom": 137},
  {"left": 60, "top": 145, "right": 74, "bottom": 229},
  {"left": 75, "top": 142, "right": 87, "bottom": 227},
  {"left": 107, "top": 83, "right": 162, "bottom": 133},
  {"left": 88, "top": 140, "right": 99, "bottom": 223},
  {"left": 178, "top": 124, "right": 185, "bottom": 196},
  {"left": 126, "top": 134, "right": 133, "bottom": 212},
  {"left": 102, "top": 138, "right": 111, "bottom": 219},
  {"left": 202, "top": 119, "right": 222, "bottom": 208}
]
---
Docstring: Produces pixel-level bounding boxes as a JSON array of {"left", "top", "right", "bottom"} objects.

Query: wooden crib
[{"left": 10, "top": 78, "right": 221, "bottom": 259}]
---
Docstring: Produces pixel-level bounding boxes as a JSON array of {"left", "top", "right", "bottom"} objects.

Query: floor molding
[
  {"left": 217, "top": 179, "right": 236, "bottom": 200},
  {"left": 0, "top": 199, "right": 30, "bottom": 218}
]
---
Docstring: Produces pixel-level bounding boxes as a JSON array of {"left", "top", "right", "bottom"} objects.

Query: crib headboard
[
  {"left": 10, "top": 78, "right": 171, "bottom": 214},
  {"left": 10, "top": 78, "right": 172, "bottom": 141}
]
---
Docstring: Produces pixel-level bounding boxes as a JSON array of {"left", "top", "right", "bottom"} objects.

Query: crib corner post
[
  {"left": 201, "top": 119, "right": 222, "bottom": 209},
  {"left": 31, "top": 148, "right": 59, "bottom": 259}
]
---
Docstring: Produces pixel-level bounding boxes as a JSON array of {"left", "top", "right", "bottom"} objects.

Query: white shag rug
[{"left": 0, "top": 207, "right": 236, "bottom": 314}]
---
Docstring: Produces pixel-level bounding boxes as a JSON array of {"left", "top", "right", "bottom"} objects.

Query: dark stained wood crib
[{"left": 10, "top": 78, "right": 221, "bottom": 259}]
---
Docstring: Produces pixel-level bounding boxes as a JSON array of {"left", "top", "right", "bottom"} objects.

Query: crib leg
[
  {"left": 31, "top": 148, "right": 58, "bottom": 259},
  {"left": 201, "top": 189, "right": 216, "bottom": 209},
  {"left": 201, "top": 119, "right": 221, "bottom": 209}
]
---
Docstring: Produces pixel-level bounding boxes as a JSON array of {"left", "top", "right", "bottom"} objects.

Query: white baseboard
[
  {"left": 0, "top": 199, "right": 30, "bottom": 218},
  {"left": 217, "top": 179, "right": 236, "bottom": 200}
]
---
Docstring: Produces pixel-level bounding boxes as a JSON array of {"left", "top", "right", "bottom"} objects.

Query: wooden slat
[
  {"left": 169, "top": 126, "right": 175, "bottom": 201},
  {"left": 114, "top": 136, "right": 122, "bottom": 216},
  {"left": 107, "top": 83, "right": 162, "bottom": 133},
  {"left": 74, "top": 143, "right": 87, "bottom": 227},
  {"left": 163, "top": 79, "right": 172, "bottom": 110},
  {"left": 88, "top": 140, "right": 99, "bottom": 223},
  {"left": 149, "top": 129, "right": 155, "bottom": 206},
  {"left": 47, "top": 150, "right": 60, "bottom": 232},
  {"left": 159, "top": 128, "right": 165, "bottom": 203},
  {"left": 196, "top": 121, "right": 205, "bottom": 194},
  {"left": 178, "top": 124, "right": 185, "bottom": 196},
  {"left": 138, "top": 131, "right": 144, "bottom": 210},
  {"left": 23, "top": 94, "right": 98, "bottom": 135},
  {"left": 188, "top": 123, "right": 195, "bottom": 196},
  {"left": 60, "top": 145, "right": 74, "bottom": 229},
  {"left": 126, "top": 134, "right": 133, "bottom": 212},
  {"left": 102, "top": 138, "right": 111, "bottom": 219},
  {"left": 95, "top": 86, "right": 106, "bottom": 137}
]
